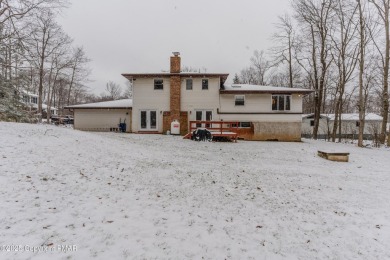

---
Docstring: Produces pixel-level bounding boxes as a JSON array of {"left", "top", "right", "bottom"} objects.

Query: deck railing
[{"left": 189, "top": 121, "right": 239, "bottom": 134}]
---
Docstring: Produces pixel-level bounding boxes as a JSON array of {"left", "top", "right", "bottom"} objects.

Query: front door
[
  {"left": 140, "top": 110, "right": 157, "bottom": 130},
  {"left": 195, "top": 110, "right": 212, "bottom": 128}
]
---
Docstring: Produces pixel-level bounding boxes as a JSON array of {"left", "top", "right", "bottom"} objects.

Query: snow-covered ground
[{"left": 0, "top": 122, "right": 389, "bottom": 260}]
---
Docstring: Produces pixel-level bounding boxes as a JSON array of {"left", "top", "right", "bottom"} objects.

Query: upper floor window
[
  {"left": 186, "top": 79, "right": 193, "bottom": 90},
  {"left": 154, "top": 79, "right": 163, "bottom": 90},
  {"left": 235, "top": 95, "right": 245, "bottom": 106},
  {"left": 272, "top": 95, "right": 291, "bottom": 111},
  {"left": 31, "top": 96, "right": 38, "bottom": 104},
  {"left": 202, "top": 79, "right": 209, "bottom": 90}
]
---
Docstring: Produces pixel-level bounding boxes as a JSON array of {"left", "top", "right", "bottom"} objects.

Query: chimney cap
[{"left": 172, "top": 52, "right": 180, "bottom": 57}]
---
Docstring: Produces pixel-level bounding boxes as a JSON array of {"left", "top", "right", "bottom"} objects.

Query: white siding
[
  {"left": 132, "top": 78, "right": 170, "bottom": 132},
  {"left": 181, "top": 77, "right": 221, "bottom": 121},
  {"left": 218, "top": 93, "right": 303, "bottom": 122},
  {"left": 74, "top": 109, "right": 131, "bottom": 132},
  {"left": 302, "top": 118, "right": 329, "bottom": 136},
  {"left": 301, "top": 118, "right": 382, "bottom": 136},
  {"left": 219, "top": 93, "right": 302, "bottom": 114},
  {"left": 131, "top": 76, "right": 306, "bottom": 131},
  {"left": 220, "top": 114, "right": 302, "bottom": 122}
]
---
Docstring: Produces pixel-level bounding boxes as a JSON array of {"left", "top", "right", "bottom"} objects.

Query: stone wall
[{"left": 251, "top": 122, "right": 302, "bottom": 141}]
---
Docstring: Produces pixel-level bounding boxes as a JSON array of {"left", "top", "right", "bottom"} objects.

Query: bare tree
[
  {"left": 105, "top": 81, "right": 122, "bottom": 100},
  {"left": 0, "top": 0, "right": 68, "bottom": 121},
  {"left": 238, "top": 50, "right": 272, "bottom": 85},
  {"left": 250, "top": 50, "right": 271, "bottom": 85},
  {"left": 123, "top": 79, "right": 132, "bottom": 98},
  {"left": 66, "top": 46, "right": 90, "bottom": 105},
  {"left": 293, "top": 0, "right": 336, "bottom": 139},
  {"left": 368, "top": 0, "right": 390, "bottom": 145},
  {"left": 330, "top": 0, "right": 359, "bottom": 142},
  {"left": 271, "top": 14, "right": 299, "bottom": 88},
  {"left": 357, "top": 0, "right": 367, "bottom": 147},
  {"left": 22, "top": 11, "right": 70, "bottom": 121},
  {"left": 0, "top": 0, "right": 68, "bottom": 25},
  {"left": 45, "top": 37, "right": 72, "bottom": 121}
]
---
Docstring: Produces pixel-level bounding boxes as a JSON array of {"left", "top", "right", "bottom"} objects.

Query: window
[
  {"left": 240, "top": 122, "right": 251, "bottom": 128},
  {"left": 272, "top": 95, "right": 291, "bottom": 111},
  {"left": 186, "top": 79, "right": 193, "bottom": 90},
  {"left": 231, "top": 122, "right": 251, "bottom": 128},
  {"left": 356, "top": 121, "right": 360, "bottom": 127},
  {"left": 23, "top": 95, "right": 29, "bottom": 103},
  {"left": 310, "top": 120, "right": 314, "bottom": 126},
  {"left": 154, "top": 79, "right": 163, "bottom": 90},
  {"left": 202, "top": 79, "right": 208, "bottom": 90},
  {"left": 235, "top": 95, "right": 245, "bottom": 106},
  {"left": 195, "top": 110, "right": 212, "bottom": 128},
  {"left": 31, "top": 97, "right": 38, "bottom": 104}
]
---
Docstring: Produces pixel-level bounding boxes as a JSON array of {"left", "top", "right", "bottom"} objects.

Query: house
[
  {"left": 302, "top": 113, "right": 383, "bottom": 139},
  {"left": 21, "top": 90, "right": 57, "bottom": 116},
  {"left": 121, "top": 53, "right": 313, "bottom": 141},
  {"left": 65, "top": 99, "right": 132, "bottom": 132}
]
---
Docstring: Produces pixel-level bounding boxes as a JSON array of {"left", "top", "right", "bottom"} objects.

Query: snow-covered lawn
[{"left": 0, "top": 122, "right": 389, "bottom": 260}]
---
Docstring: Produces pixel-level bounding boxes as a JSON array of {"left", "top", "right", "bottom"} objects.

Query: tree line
[
  {"left": 235, "top": 0, "right": 390, "bottom": 147},
  {"left": 0, "top": 0, "right": 92, "bottom": 122}
]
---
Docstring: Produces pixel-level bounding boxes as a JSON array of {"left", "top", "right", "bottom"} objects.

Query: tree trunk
[
  {"left": 310, "top": 24, "right": 320, "bottom": 140},
  {"left": 357, "top": 0, "right": 365, "bottom": 147}
]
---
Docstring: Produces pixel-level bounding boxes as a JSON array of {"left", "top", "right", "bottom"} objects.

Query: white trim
[
  {"left": 271, "top": 94, "right": 291, "bottom": 111},
  {"left": 234, "top": 95, "right": 245, "bottom": 106},
  {"left": 139, "top": 109, "right": 158, "bottom": 131},
  {"left": 153, "top": 79, "right": 164, "bottom": 90},
  {"left": 201, "top": 78, "right": 209, "bottom": 90}
]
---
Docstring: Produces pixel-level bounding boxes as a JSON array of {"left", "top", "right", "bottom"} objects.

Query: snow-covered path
[{"left": 0, "top": 122, "right": 389, "bottom": 259}]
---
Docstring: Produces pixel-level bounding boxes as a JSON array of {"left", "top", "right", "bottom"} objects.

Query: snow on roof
[
  {"left": 327, "top": 113, "right": 382, "bottom": 121},
  {"left": 303, "top": 113, "right": 383, "bottom": 121},
  {"left": 65, "top": 99, "right": 133, "bottom": 109},
  {"left": 22, "top": 90, "right": 38, "bottom": 97},
  {"left": 223, "top": 84, "right": 313, "bottom": 93},
  {"left": 31, "top": 103, "right": 57, "bottom": 110}
]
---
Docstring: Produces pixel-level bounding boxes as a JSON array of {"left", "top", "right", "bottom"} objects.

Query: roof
[
  {"left": 22, "top": 90, "right": 38, "bottom": 97},
  {"left": 29, "top": 103, "right": 57, "bottom": 111},
  {"left": 220, "top": 84, "right": 314, "bottom": 95},
  {"left": 302, "top": 113, "right": 383, "bottom": 121},
  {"left": 64, "top": 99, "right": 133, "bottom": 109},
  {"left": 122, "top": 72, "right": 229, "bottom": 83},
  {"left": 327, "top": 113, "right": 382, "bottom": 121},
  {"left": 301, "top": 114, "right": 329, "bottom": 119}
]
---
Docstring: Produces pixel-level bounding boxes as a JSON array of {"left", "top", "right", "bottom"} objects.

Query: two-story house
[{"left": 122, "top": 53, "right": 312, "bottom": 141}]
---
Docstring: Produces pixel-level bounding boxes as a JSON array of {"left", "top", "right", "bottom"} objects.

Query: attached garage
[{"left": 65, "top": 99, "right": 132, "bottom": 132}]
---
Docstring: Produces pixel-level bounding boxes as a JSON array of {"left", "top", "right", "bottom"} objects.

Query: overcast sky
[{"left": 58, "top": 0, "right": 290, "bottom": 95}]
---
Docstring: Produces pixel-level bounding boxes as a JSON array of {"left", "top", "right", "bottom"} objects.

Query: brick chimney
[
  {"left": 170, "top": 52, "right": 181, "bottom": 73},
  {"left": 170, "top": 52, "right": 181, "bottom": 121}
]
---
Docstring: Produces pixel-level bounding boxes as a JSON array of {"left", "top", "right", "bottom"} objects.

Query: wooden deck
[{"left": 184, "top": 121, "right": 239, "bottom": 142}]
